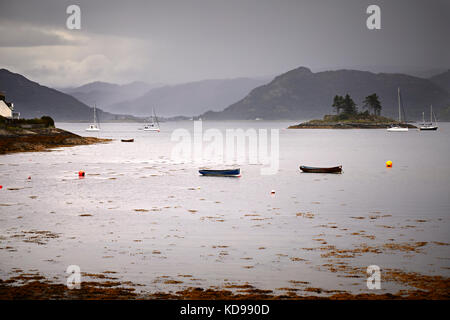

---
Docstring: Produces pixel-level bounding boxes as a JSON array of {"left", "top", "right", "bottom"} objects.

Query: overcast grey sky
[{"left": 0, "top": 0, "right": 448, "bottom": 87}]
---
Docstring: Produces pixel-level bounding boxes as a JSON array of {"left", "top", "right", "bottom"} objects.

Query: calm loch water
[{"left": 0, "top": 121, "right": 449, "bottom": 295}]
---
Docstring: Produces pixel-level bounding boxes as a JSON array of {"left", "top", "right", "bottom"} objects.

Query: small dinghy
[
  {"left": 121, "top": 139, "right": 134, "bottom": 142},
  {"left": 199, "top": 168, "right": 240, "bottom": 176},
  {"left": 300, "top": 165, "right": 342, "bottom": 173}
]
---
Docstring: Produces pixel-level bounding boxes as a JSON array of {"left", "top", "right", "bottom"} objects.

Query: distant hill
[
  {"left": 202, "top": 67, "right": 450, "bottom": 120},
  {"left": 60, "top": 81, "right": 159, "bottom": 110},
  {"left": 0, "top": 69, "right": 117, "bottom": 121},
  {"left": 429, "top": 70, "right": 450, "bottom": 93},
  {"left": 107, "top": 77, "right": 270, "bottom": 117}
]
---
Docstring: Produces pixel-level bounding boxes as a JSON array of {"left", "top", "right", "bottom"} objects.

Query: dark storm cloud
[{"left": 0, "top": 0, "right": 448, "bottom": 86}]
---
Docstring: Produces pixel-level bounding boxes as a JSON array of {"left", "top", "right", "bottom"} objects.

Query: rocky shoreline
[{"left": 0, "top": 127, "right": 110, "bottom": 155}]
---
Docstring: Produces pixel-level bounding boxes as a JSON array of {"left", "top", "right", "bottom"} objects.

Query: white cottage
[{"left": 0, "top": 92, "right": 19, "bottom": 119}]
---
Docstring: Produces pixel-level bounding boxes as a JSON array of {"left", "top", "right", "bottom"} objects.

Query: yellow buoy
[{"left": 386, "top": 161, "right": 393, "bottom": 168}]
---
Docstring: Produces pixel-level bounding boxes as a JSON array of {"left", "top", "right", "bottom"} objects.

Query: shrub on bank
[{"left": 0, "top": 115, "right": 55, "bottom": 129}]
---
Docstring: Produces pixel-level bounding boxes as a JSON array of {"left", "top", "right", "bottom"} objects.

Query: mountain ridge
[
  {"left": 202, "top": 67, "right": 450, "bottom": 120},
  {"left": 429, "top": 70, "right": 450, "bottom": 94},
  {"left": 0, "top": 69, "right": 118, "bottom": 121}
]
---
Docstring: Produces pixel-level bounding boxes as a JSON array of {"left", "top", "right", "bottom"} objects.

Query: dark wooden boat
[
  {"left": 199, "top": 168, "right": 240, "bottom": 176},
  {"left": 300, "top": 165, "right": 342, "bottom": 173},
  {"left": 121, "top": 139, "right": 134, "bottom": 142}
]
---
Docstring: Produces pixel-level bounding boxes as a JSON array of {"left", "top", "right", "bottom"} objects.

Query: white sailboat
[
  {"left": 143, "top": 108, "right": 160, "bottom": 132},
  {"left": 86, "top": 104, "right": 100, "bottom": 131},
  {"left": 387, "top": 88, "right": 408, "bottom": 132},
  {"left": 419, "top": 105, "right": 438, "bottom": 131}
]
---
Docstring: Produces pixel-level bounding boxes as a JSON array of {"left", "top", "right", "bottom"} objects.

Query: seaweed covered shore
[
  {"left": 0, "top": 127, "right": 110, "bottom": 154},
  {"left": 0, "top": 269, "right": 448, "bottom": 300}
]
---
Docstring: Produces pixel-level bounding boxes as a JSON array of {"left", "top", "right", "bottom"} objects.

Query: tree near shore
[
  {"left": 363, "top": 93, "right": 382, "bottom": 115},
  {"left": 331, "top": 94, "right": 359, "bottom": 119},
  {"left": 343, "top": 94, "right": 357, "bottom": 115},
  {"left": 332, "top": 95, "right": 345, "bottom": 114},
  {"left": 333, "top": 94, "right": 357, "bottom": 115}
]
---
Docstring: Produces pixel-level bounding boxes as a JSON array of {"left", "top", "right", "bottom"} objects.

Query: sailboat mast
[
  {"left": 153, "top": 107, "right": 159, "bottom": 127},
  {"left": 422, "top": 112, "right": 425, "bottom": 124},
  {"left": 432, "top": 105, "right": 438, "bottom": 125},
  {"left": 397, "top": 87, "right": 402, "bottom": 122},
  {"left": 430, "top": 105, "right": 433, "bottom": 124},
  {"left": 93, "top": 104, "right": 97, "bottom": 124}
]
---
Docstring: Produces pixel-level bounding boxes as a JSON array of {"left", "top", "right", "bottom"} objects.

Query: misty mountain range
[
  {"left": 105, "top": 78, "right": 271, "bottom": 117},
  {"left": 59, "top": 78, "right": 271, "bottom": 118},
  {"left": 1, "top": 67, "right": 449, "bottom": 122},
  {"left": 59, "top": 81, "right": 160, "bottom": 110}
]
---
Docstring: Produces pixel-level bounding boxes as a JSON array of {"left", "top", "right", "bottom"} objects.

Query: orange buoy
[
  {"left": 386, "top": 161, "right": 393, "bottom": 168},
  {"left": 0, "top": 185, "right": 2, "bottom": 189}
]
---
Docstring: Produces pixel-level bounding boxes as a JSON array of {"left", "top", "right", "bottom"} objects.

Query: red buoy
[{"left": 78, "top": 170, "right": 85, "bottom": 177}]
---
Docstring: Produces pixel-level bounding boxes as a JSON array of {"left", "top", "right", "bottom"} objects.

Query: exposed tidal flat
[{"left": 0, "top": 121, "right": 449, "bottom": 299}]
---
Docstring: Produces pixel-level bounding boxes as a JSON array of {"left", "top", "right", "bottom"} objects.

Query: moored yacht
[
  {"left": 86, "top": 104, "right": 100, "bottom": 132},
  {"left": 387, "top": 88, "right": 409, "bottom": 132},
  {"left": 143, "top": 107, "right": 160, "bottom": 132},
  {"left": 419, "top": 105, "right": 438, "bottom": 131}
]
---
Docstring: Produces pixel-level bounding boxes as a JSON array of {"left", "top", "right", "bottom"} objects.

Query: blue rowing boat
[{"left": 199, "top": 168, "right": 240, "bottom": 176}]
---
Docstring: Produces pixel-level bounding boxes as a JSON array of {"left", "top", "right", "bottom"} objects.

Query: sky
[{"left": 0, "top": 0, "right": 449, "bottom": 87}]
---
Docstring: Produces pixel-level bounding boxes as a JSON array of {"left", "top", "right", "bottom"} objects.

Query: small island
[
  {"left": 0, "top": 116, "right": 110, "bottom": 155},
  {"left": 289, "top": 93, "right": 417, "bottom": 129}
]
